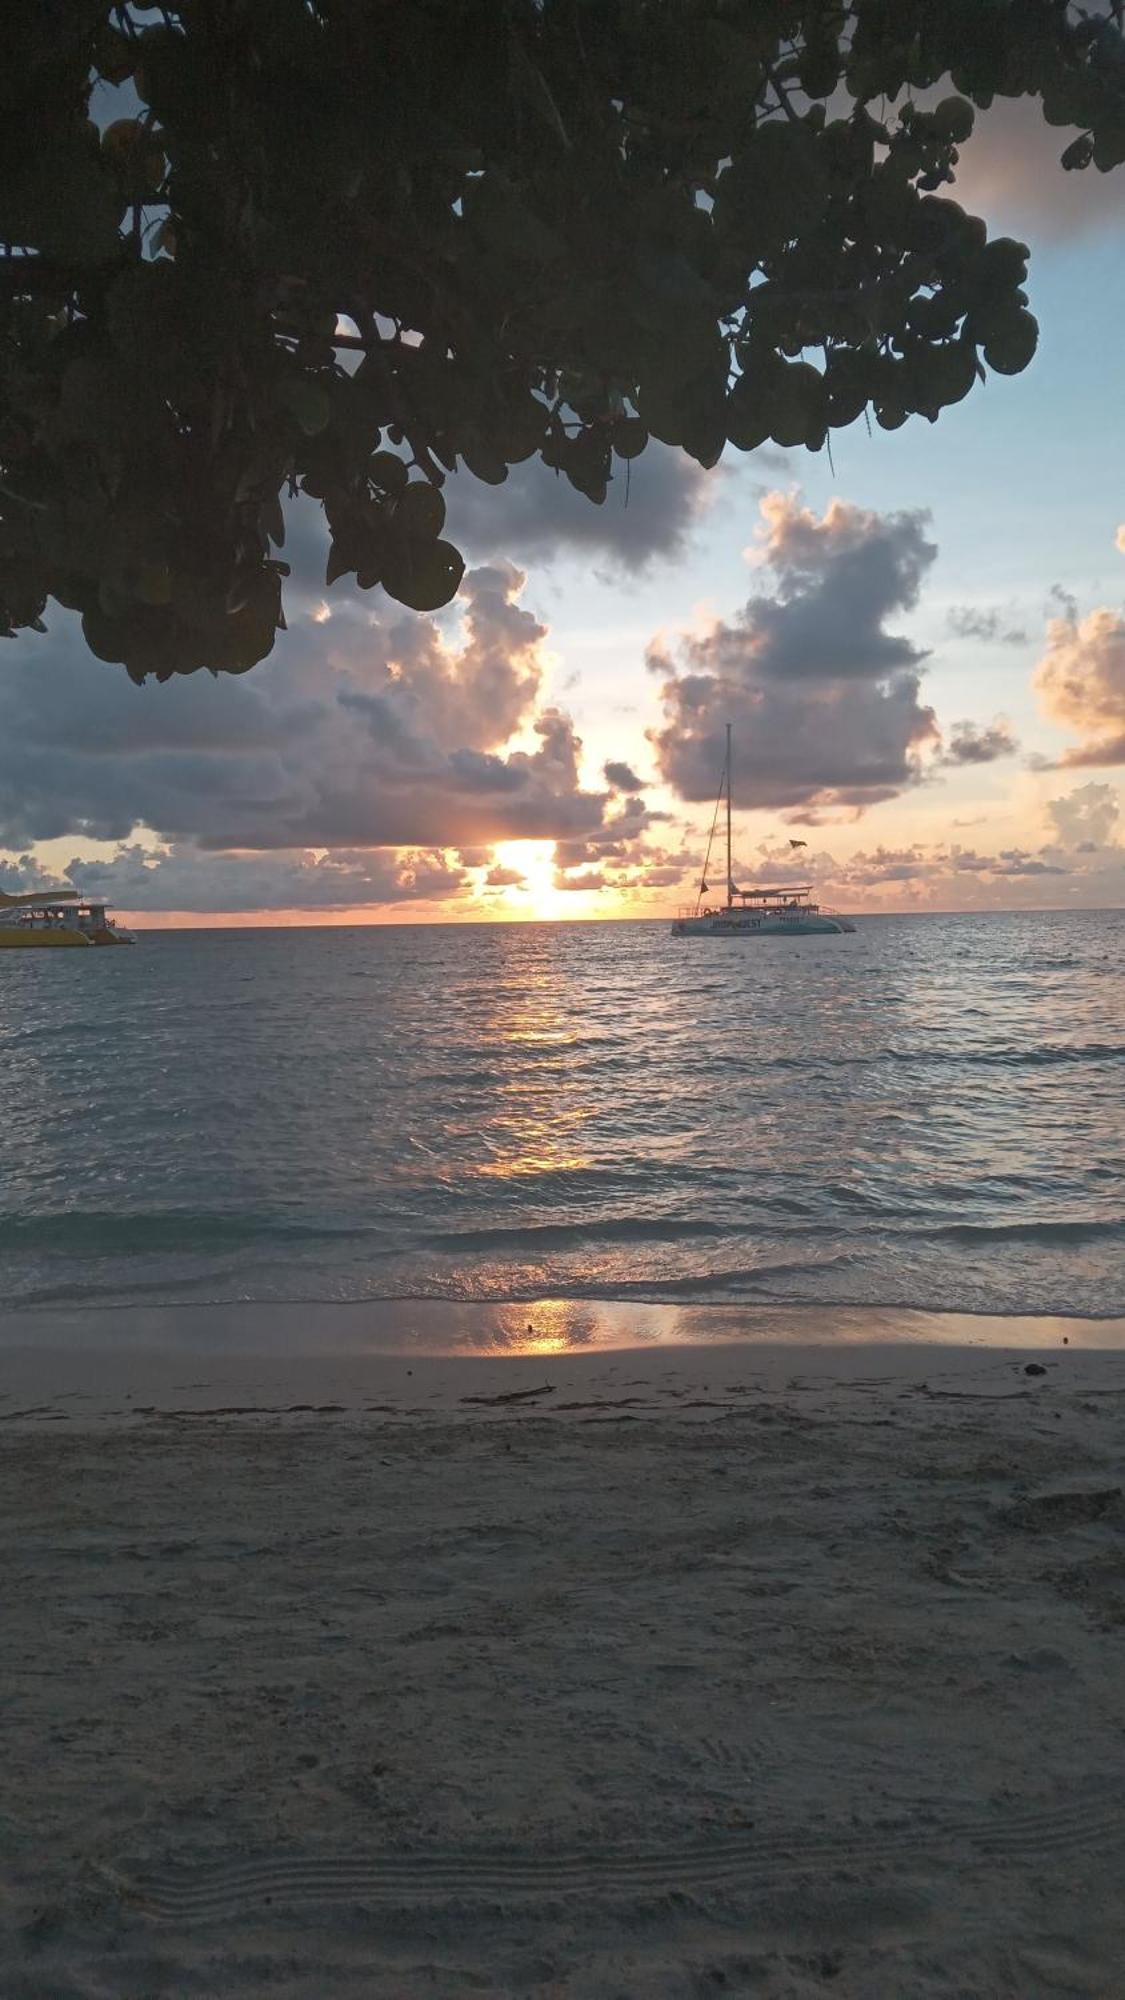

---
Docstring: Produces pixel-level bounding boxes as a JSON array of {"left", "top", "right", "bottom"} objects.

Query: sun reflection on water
[
  {"left": 470, "top": 957, "right": 594, "bottom": 1186},
  {"left": 482, "top": 1300, "right": 602, "bottom": 1355}
]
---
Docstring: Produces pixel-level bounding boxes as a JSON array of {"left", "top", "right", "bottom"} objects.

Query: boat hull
[
  {"left": 0, "top": 927, "right": 91, "bottom": 948},
  {"left": 672, "top": 914, "right": 854, "bottom": 936}
]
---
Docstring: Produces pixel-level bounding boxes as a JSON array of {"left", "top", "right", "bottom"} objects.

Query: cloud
[
  {"left": 0, "top": 564, "right": 613, "bottom": 855},
  {"left": 551, "top": 829, "right": 698, "bottom": 899},
  {"left": 949, "top": 91, "right": 1125, "bottom": 244},
  {"left": 280, "top": 441, "right": 727, "bottom": 596},
  {"left": 3, "top": 820, "right": 696, "bottom": 918},
  {"left": 990, "top": 850, "right": 1069, "bottom": 878},
  {"left": 1117, "top": 526, "right": 1125, "bottom": 555},
  {"left": 0, "top": 853, "right": 64, "bottom": 898},
  {"left": 946, "top": 606, "right": 1028, "bottom": 646},
  {"left": 834, "top": 845, "right": 929, "bottom": 886},
  {"left": 735, "top": 833, "right": 1078, "bottom": 901},
  {"left": 940, "top": 718, "right": 1019, "bottom": 765},
  {"left": 620, "top": 859, "right": 691, "bottom": 889},
  {"left": 697, "top": 806, "right": 1125, "bottom": 909},
  {"left": 604, "top": 759, "right": 643, "bottom": 791},
  {"left": 1033, "top": 607, "right": 1125, "bottom": 766},
  {"left": 1045, "top": 781, "right": 1121, "bottom": 850},
  {"left": 735, "top": 840, "right": 927, "bottom": 890},
  {"left": 1048, "top": 583, "right": 1079, "bottom": 624},
  {"left": 440, "top": 441, "right": 716, "bottom": 575},
  {"left": 552, "top": 832, "right": 659, "bottom": 885},
  {"left": 46, "top": 844, "right": 468, "bottom": 914},
  {"left": 734, "top": 839, "right": 1050, "bottom": 889},
  {"left": 931, "top": 846, "right": 1067, "bottom": 879},
  {"left": 649, "top": 492, "right": 939, "bottom": 813},
  {"left": 554, "top": 866, "right": 606, "bottom": 891}
]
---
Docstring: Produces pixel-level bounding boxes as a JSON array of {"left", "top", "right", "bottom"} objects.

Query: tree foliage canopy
[{"left": 2, "top": 0, "right": 1124, "bottom": 682}]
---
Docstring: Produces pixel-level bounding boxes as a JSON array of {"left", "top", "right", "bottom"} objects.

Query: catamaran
[
  {"left": 0, "top": 887, "right": 135, "bottom": 948},
  {"left": 671, "top": 725, "right": 855, "bottom": 938}
]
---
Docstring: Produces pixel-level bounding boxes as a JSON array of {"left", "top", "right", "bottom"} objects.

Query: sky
[{"left": 3, "top": 96, "right": 1125, "bottom": 926}]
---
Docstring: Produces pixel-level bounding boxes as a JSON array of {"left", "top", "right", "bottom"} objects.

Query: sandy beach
[{"left": 3, "top": 1332, "right": 1125, "bottom": 1997}]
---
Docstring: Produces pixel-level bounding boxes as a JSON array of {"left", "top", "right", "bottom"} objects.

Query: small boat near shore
[
  {"left": 0, "top": 888, "right": 135, "bottom": 948},
  {"left": 671, "top": 725, "right": 855, "bottom": 938}
]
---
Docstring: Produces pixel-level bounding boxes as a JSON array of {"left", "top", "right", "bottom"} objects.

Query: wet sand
[
  {"left": 3, "top": 1333, "right": 1125, "bottom": 1996},
  {"left": 2, "top": 1294, "right": 1124, "bottom": 1360}
]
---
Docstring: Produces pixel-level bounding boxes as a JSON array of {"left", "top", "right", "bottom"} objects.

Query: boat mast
[{"left": 725, "top": 721, "right": 733, "bottom": 908}]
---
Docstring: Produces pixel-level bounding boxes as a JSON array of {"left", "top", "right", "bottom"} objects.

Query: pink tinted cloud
[
  {"left": 949, "top": 93, "right": 1125, "bottom": 243},
  {"left": 1034, "top": 609, "right": 1125, "bottom": 767}
]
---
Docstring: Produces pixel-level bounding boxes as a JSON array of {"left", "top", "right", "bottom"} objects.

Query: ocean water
[{"left": 1, "top": 911, "right": 1123, "bottom": 1320}]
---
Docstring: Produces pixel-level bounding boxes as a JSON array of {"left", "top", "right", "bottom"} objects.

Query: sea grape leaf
[
  {"left": 0, "top": 0, "right": 1122, "bottom": 679},
  {"left": 395, "top": 481, "right": 447, "bottom": 541},
  {"left": 380, "top": 538, "right": 465, "bottom": 612}
]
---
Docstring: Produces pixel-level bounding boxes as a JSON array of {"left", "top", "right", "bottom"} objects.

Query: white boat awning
[{"left": 0, "top": 888, "right": 80, "bottom": 908}]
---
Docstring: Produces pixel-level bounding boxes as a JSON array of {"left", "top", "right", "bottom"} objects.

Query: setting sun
[{"left": 488, "top": 840, "right": 565, "bottom": 919}]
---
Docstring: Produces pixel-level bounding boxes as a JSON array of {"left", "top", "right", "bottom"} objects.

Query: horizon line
[{"left": 113, "top": 902, "right": 1125, "bottom": 931}]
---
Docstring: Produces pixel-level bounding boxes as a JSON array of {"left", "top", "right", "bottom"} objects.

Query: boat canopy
[
  {"left": 730, "top": 884, "right": 814, "bottom": 901},
  {"left": 0, "top": 888, "right": 79, "bottom": 908}
]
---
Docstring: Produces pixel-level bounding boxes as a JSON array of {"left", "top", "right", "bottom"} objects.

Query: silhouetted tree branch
[{"left": 1, "top": 0, "right": 1123, "bottom": 680}]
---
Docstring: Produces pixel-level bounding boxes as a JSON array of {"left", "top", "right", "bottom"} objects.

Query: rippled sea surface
[{"left": 1, "top": 911, "right": 1123, "bottom": 1317}]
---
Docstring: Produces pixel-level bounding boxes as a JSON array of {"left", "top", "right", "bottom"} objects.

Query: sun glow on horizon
[
  {"left": 483, "top": 841, "right": 641, "bottom": 921},
  {"left": 488, "top": 840, "right": 566, "bottom": 920}
]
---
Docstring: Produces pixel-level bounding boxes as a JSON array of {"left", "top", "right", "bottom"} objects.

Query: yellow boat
[{"left": 0, "top": 888, "right": 135, "bottom": 948}]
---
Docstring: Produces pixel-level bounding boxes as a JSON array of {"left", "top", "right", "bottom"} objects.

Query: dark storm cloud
[{"left": 649, "top": 494, "right": 939, "bottom": 814}]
